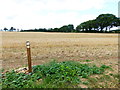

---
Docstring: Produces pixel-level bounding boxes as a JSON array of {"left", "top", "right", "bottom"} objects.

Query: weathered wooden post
[{"left": 26, "top": 41, "right": 32, "bottom": 73}]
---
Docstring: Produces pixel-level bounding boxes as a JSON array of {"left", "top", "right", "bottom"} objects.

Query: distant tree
[
  {"left": 76, "top": 13, "right": 119, "bottom": 33},
  {"left": 59, "top": 25, "right": 68, "bottom": 32},
  {"left": 34, "top": 28, "right": 37, "bottom": 31},
  {"left": 58, "top": 24, "right": 74, "bottom": 32},
  {"left": 53, "top": 28, "right": 59, "bottom": 32},
  {"left": 3, "top": 27, "right": 8, "bottom": 31},
  {"left": 96, "top": 14, "right": 118, "bottom": 32},
  {"left": 76, "top": 22, "right": 88, "bottom": 32},
  {"left": 9, "top": 27, "right": 14, "bottom": 32},
  {"left": 68, "top": 24, "right": 75, "bottom": 32},
  {"left": 91, "top": 19, "right": 99, "bottom": 31},
  {"left": 48, "top": 28, "right": 53, "bottom": 32},
  {"left": 112, "top": 18, "right": 120, "bottom": 28},
  {"left": 76, "top": 24, "right": 82, "bottom": 32}
]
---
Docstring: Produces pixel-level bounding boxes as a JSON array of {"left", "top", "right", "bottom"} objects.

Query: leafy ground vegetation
[{"left": 1, "top": 60, "right": 119, "bottom": 88}]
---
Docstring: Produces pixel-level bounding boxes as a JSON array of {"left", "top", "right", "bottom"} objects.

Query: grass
[
  {"left": 87, "top": 74, "right": 119, "bottom": 88},
  {"left": 2, "top": 60, "right": 118, "bottom": 88}
]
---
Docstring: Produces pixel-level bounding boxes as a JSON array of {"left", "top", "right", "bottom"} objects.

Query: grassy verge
[{"left": 1, "top": 60, "right": 119, "bottom": 88}]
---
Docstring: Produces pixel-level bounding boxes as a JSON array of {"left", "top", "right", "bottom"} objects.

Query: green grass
[
  {"left": 1, "top": 60, "right": 118, "bottom": 88},
  {"left": 87, "top": 73, "right": 119, "bottom": 88},
  {"left": 85, "top": 60, "right": 92, "bottom": 62}
]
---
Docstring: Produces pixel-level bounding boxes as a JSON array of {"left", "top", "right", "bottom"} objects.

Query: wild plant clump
[{"left": 1, "top": 60, "right": 111, "bottom": 88}]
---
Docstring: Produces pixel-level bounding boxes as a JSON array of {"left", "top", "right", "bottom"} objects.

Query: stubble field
[
  {"left": 2, "top": 32, "right": 118, "bottom": 70},
  {"left": 1, "top": 32, "right": 119, "bottom": 88}
]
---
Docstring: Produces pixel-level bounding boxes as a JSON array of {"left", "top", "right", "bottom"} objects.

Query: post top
[{"left": 26, "top": 41, "right": 30, "bottom": 46}]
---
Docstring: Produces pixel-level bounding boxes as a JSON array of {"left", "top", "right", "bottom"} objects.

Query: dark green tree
[
  {"left": 9, "top": 27, "right": 14, "bottom": 32},
  {"left": 68, "top": 24, "right": 74, "bottom": 32},
  {"left": 58, "top": 24, "right": 74, "bottom": 32},
  {"left": 3, "top": 27, "right": 8, "bottom": 31},
  {"left": 76, "top": 13, "right": 119, "bottom": 33},
  {"left": 96, "top": 14, "right": 118, "bottom": 32}
]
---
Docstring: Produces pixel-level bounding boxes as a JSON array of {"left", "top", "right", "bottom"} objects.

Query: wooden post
[{"left": 26, "top": 41, "right": 32, "bottom": 73}]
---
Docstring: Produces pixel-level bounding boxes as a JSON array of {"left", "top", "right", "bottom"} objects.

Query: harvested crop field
[
  {"left": 2, "top": 32, "right": 118, "bottom": 72},
  {"left": 1, "top": 32, "right": 119, "bottom": 88}
]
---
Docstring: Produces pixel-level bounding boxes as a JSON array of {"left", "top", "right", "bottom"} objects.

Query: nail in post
[{"left": 26, "top": 41, "right": 32, "bottom": 73}]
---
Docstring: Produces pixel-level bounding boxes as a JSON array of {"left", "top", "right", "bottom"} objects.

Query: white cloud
[{"left": 0, "top": 0, "right": 118, "bottom": 29}]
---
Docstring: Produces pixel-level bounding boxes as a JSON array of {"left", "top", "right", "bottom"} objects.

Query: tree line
[
  {"left": 76, "top": 14, "right": 120, "bottom": 33},
  {"left": 2, "top": 13, "right": 120, "bottom": 33},
  {"left": 2, "top": 27, "right": 19, "bottom": 32},
  {"left": 21, "top": 24, "right": 75, "bottom": 33}
]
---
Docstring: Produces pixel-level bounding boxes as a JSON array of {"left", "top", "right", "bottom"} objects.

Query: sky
[{"left": 0, "top": 0, "right": 119, "bottom": 30}]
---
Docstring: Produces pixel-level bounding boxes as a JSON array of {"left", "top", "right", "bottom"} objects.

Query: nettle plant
[{"left": 1, "top": 60, "right": 111, "bottom": 88}]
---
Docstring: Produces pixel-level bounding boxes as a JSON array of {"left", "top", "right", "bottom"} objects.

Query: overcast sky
[{"left": 0, "top": 0, "right": 119, "bottom": 30}]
